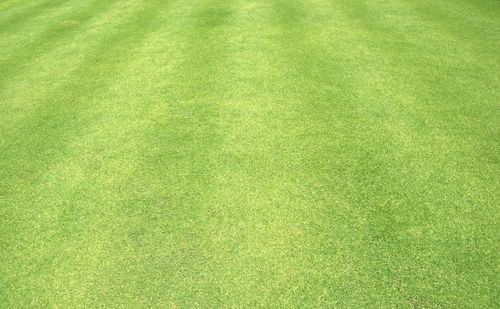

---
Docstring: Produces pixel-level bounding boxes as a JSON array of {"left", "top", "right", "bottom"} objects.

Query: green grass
[{"left": 1, "top": 0, "right": 499, "bottom": 307}]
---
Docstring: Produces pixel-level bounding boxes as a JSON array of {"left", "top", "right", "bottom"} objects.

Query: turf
[{"left": 1, "top": 0, "right": 499, "bottom": 307}]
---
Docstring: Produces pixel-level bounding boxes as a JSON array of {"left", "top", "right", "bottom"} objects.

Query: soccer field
[{"left": 1, "top": 0, "right": 498, "bottom": 307}]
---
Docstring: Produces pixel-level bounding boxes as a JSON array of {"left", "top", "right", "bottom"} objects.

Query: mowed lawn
[{"left": 1, "top": 0, "right": 499, "bottom": 307}]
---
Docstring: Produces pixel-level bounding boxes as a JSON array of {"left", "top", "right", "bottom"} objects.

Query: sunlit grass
[{"left": 1, "top": 0, "right": 498, "bottom": 307}]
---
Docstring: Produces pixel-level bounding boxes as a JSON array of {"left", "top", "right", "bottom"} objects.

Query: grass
[{"left": 0, "top": 0, "right": 499, "bottom": 307}]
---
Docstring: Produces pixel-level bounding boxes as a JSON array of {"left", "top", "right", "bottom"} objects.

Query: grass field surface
[{"left": 1, "top": 0, "right": 499, "bottom": 307}]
